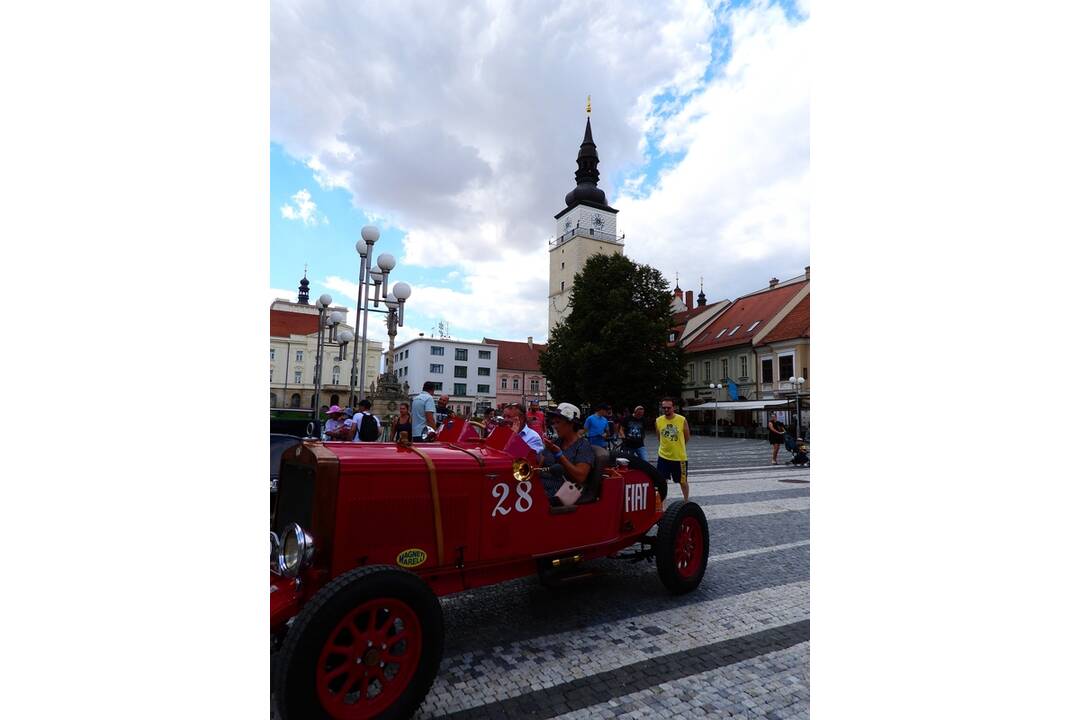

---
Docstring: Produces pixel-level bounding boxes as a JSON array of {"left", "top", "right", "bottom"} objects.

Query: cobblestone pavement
[{"left": 273, "top": 436, "right": 809, "bottom": 719}]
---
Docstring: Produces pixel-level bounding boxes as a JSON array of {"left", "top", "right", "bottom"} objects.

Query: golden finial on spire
[{"left": 586, "top": 94, "right": 591, "bottom": 116}]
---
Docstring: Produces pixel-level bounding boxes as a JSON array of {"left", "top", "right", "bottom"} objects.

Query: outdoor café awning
[{"left": 685, "top": 399, "right": 795, "bottom": 412}]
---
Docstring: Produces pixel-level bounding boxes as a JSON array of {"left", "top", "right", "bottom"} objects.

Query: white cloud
[
  {"left": 280, "top": 188, "right": 327, "bottom": 226},
  {"left": 616, "top": 1, "right": 810, "bottom": 295},
  {"left": 271, "top": 0, "right": 808, "bottom": 339}
]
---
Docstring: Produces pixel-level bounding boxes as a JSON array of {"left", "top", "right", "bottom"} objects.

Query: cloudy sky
[{"left": 270, "top": 0, "right": 809, "bottom": 347}]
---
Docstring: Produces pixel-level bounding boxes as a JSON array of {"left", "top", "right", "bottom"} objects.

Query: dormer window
[
  {"left": 715, "top": 329, "right": 727, "bottom": 338},
  {"left": 730, "top": 325, "right": 741, "bottom": 335},
  {"left": 747, "top": 320, "right": 760, "bottom": 333}
]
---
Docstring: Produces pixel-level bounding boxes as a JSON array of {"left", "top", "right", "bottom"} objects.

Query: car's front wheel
[
  {"left": 273, "top": 566, "right": 444, "bottom": 720},
  {"left": 655, "top": 500, "right": 709, "bottom": 594}
]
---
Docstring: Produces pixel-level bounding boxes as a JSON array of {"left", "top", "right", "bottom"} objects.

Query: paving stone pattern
[{"left": 273, "top": 436, "right": 809, "bottom": 719}]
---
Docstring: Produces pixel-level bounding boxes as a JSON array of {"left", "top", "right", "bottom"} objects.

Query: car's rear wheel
[
  {"left": 655, "top": 500, "right": 709, "bottom": 594},
  {"left": 273, "top": 566, "right": 444, "bottom": 720}
]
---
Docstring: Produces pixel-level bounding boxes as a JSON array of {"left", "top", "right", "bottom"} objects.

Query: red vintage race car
[{"left": 270, "top": 417, "right": 710, "bottom": 720}]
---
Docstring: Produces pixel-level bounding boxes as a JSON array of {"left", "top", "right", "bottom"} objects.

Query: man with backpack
[{"left": 355, "top": 398, "right": 382, "bottom": 442}]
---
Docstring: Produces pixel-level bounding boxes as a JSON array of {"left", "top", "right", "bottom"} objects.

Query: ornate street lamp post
[
  {"left": 348, "top": 226, "right": 411, "bottom": 406},
  {"left": 310, "top": 295, "right": 354, "bottom": 437}
]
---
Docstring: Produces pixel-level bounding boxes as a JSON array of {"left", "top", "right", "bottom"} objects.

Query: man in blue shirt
[
  {"left": 584, "top": 403, "right": 611, "bottom": 448},
  {"left": 410, "top": 382, "right": 437, "bottom": 441}
]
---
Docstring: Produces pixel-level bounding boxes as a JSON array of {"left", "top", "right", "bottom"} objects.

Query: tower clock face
[{"left": 592, "top": 214, "right": 605, "bottom": 229}]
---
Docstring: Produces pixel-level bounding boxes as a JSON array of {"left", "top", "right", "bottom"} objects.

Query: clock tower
[{"left": 548, "top": 106, "right": 623, "bottom": 332}]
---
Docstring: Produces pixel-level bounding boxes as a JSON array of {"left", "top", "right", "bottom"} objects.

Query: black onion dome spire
[
  {"left": 564, "top": 116, "right": 611, "bottom": 208},
  {"left": 297, "top": 268, "right": 310, "bottom": 305}
]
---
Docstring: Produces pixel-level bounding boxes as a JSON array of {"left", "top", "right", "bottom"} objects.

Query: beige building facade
[{"left": 270, "top": 299, "right": 383, "bottom": 410}]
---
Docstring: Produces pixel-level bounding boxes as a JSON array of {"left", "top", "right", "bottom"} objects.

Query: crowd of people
[{"left": 319, "top": 388, "right": 804, "bottom": 499}]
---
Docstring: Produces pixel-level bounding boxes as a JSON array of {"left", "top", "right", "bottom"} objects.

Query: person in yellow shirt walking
[{"left": 655, "top": 397, "right": 691, "bottom": 501}]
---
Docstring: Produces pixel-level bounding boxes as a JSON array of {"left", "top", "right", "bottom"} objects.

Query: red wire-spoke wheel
[
  {"left": 316, "top": 599, "right": 422, "bottom": 718},
  {"left": 656, "top": 500, "right": 710, "bottom": 595},
  {"left": 674, "top": 515, "right": 704, "bottom": 579},
  {"left": 274, "top": 566, "right": 444, "bottom": 720}
]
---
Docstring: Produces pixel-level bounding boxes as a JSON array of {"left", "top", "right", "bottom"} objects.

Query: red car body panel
[{"left": 271, "top": 417, "right": 663, "bottom": 612}]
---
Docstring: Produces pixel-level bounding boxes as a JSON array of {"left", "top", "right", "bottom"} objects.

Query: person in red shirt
[{"left": 526, "top": 401, "right": 547, "bottom": 436}]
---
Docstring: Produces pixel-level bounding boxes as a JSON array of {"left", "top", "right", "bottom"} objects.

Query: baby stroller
[{"left": 791, "top": 438, "right": 809, "bottom": 467}]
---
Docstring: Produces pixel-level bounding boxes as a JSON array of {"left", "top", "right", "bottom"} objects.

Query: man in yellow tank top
[{"left": 655, "top": 397, "right": 691, "bottom": 501}]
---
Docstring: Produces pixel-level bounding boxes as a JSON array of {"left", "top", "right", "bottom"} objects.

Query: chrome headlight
[{"left": 278, "top": 523, "right": 315, "bottom": 578}]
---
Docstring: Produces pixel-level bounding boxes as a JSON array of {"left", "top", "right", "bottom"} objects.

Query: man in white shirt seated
[{"left": 502, "top": 402, "right": 544, "bottom": 454}]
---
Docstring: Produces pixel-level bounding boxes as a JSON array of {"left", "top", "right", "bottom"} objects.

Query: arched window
[
  {"left": 512, "top": 377, "right": 519, "bottom": 390},
  {"left": 330, "top": 394, "right": 339, "bottom": 406},
  {"left": 270, "top": 392, "right": 278, "bottom": 407},
  {"left": 500, "top": 377, "right": 507, "bottom": 390},
  {"left": 290, "top": 393, "right": 301, "bottom": 408},
  {"left": 332, "top": 366, "right": 341, "bottom": 385}
]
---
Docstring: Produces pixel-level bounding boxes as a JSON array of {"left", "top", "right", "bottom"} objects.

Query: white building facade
[{"left": 390, "top": 337, "right": 498, "bottom": 416}]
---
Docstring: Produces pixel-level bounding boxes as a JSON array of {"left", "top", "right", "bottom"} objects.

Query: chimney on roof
[
  {"left": 769, "top": 277, "right": 779, "bottom": 288},
  {"left": 685, "top": 290, "right": 694, "bottom": 308},
  {"left": 805, "top": 266, "right": 810, "bottom": 281},
  {"left": 527, "top": 336, "right": 533, "bottom": 349}
]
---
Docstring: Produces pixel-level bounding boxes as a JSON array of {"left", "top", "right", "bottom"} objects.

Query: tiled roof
[
  {"left": 762, "top": 295, "right": 809, "bottom": 343},
  {"left": 270, "top": 309, "right": 319, "bottom": 338},
  {"left": 686, "top": 281, "right": 808, "bottom": 352},
  {"left": 483, "top": 338, "right": 546, "bottom": 371}
]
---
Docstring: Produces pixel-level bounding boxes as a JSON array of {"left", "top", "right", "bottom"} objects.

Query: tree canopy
[{"left": 539, "top": 253, "right": 683, "bottom": 412}]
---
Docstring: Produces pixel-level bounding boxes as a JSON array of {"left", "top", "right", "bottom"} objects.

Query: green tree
[{"left": 540, "top": 253, "right": 683, "bottom": 412}]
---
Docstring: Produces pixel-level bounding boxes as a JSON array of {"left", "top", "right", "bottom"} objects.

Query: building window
[
  {"left": 454, "top": 383, "right": 467, "bottom": 396},
  {"left": 295, "top": 350, "right": 304, "bottom": 363},
  {"left": 721, "top": 358, "right": 729, "bottom": 379},
  {"left": 270, "top": 369, "right": 274, "bottom": 382},
  {"left": 430, "top": 363, "right": 444, "bottom": 373},
  {"left": 561, "top": 262, "right": 564, "bottom": 269},
  {"left": 431, "top": 345, "right": 444, "bottom": 356},
  {"left": 561, "top": 281, "right": 565, "bottom": 291},
  {"left": 704, "top": 361, "right": 712, "bottom": 383},
  {"left": 730, "top": 325, "right": 741, "bottom": 336},
  {"left": 779, "top": 354, "right": 794, "bottom": 381},
  {"left": 270, "top": 392, "right": 278, "bottom": 407},
  {"left": 761, "top": 358, "right": 774, "bottom": 384},
  {"left": 455, "top": 348, "right": 468, "bottom": 361},
  {"left": 477, "top": 367, "right": 490, "bottom": 376},
  {"left": 432, "top": 382, "right": 443, "bottom": 392},
  {"left": 332, "top": 366, "right": 340, "bottom": 384},
  {"left": 747, "top": 320, "right": 761, "bottom": 333},
  {"left": 739, "top": 356, "right": 748, "bottom": 378},
  {"left": 477, "top": 384, "right": 490, "bottom": 394},
  {"left": 290, "top": 393, "right": 301, "bottom": 408},
  {"left": 501, "top": 377, "right": 507, "bottom": 390},
  {"left": 512, "top": 378, "right": 519, "bottom": 390},
  {"left": 479, "top": 350, "right": 491, "bottom": 360},
  {"left": 270, "top": 348, "right": 276, "bottom": 360},
  {"left": 404, "top": 349, "right": 409, "bottom": 359},
  {"left": 688, "top": 363, "right": 696, "bottom": 383},
  {"left": 294, "top": 369, "right": 302, "bottom": 384},
  {"left": 530, "top": 379, "right": 540, "bottom": 393},
  {"left": 454, "top": 366, "right": 468, "bottom": 378},
  {"left": 669, "top": 332, "right": 676, "bottom": 342}
]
